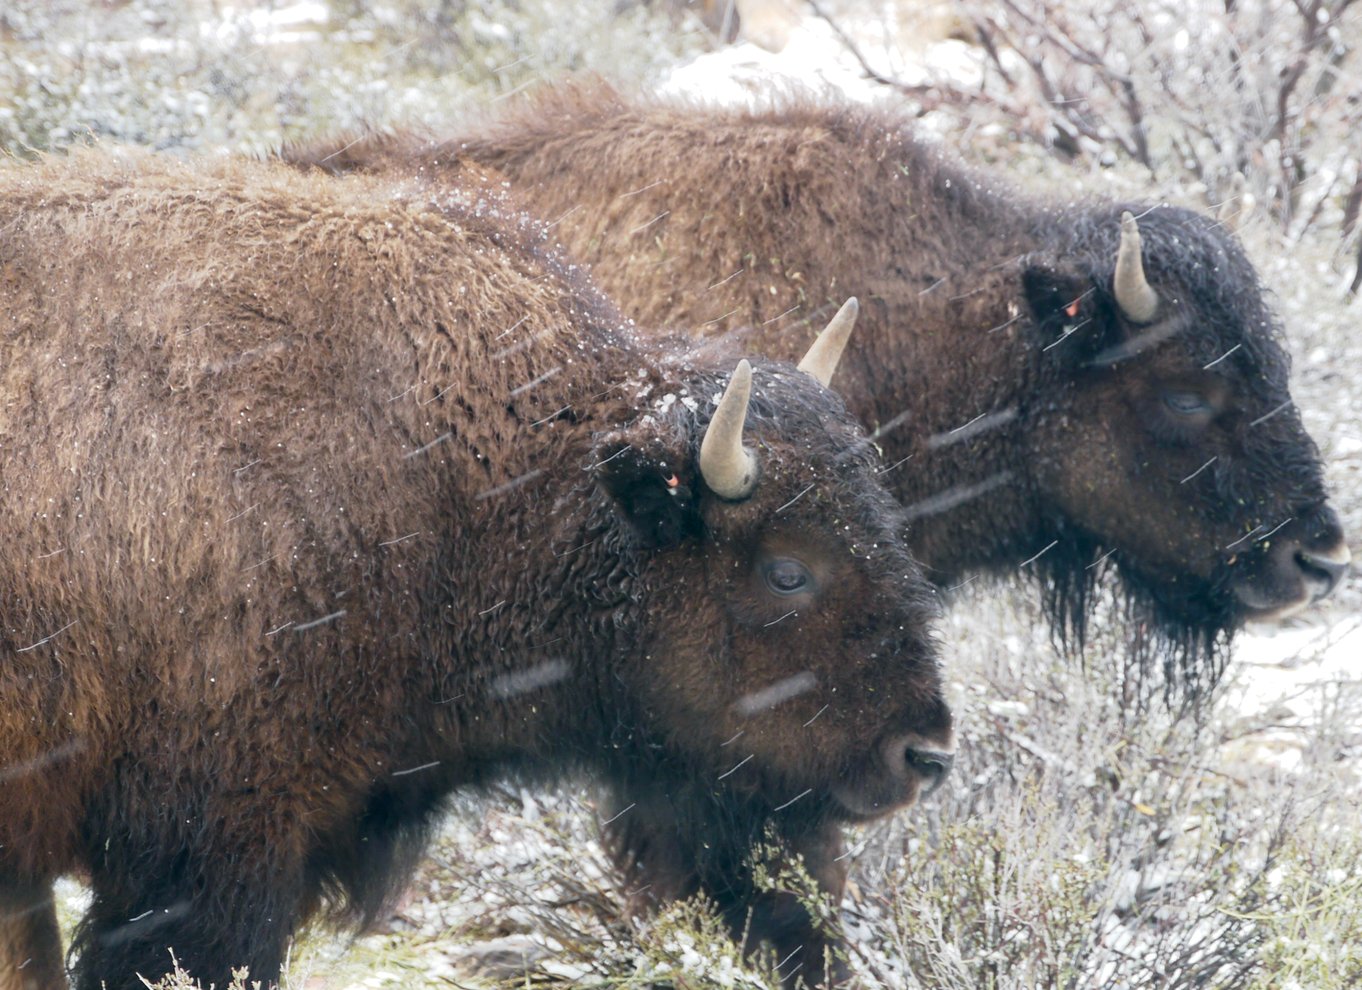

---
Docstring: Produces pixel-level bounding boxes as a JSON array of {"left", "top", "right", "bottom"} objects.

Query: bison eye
[
  {"left": 763, "top": 558, "right": 812, "bottom": 596},
  {"left": 1162, "top": 390, "right": 1213, "bottom": 417}
]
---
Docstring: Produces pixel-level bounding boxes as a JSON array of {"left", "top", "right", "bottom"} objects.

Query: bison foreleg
[
  {"left": 0, "top": 880, "right": 66, "bottom": 990},
  {"left": 600, "top": 790, "right": 853, "bottom": 989},
  {"left": 734, "top": 824, "right": 855, "bottom": 990},
  {"left": 71, "top": 830, "right": 307, "bottom": 990}
]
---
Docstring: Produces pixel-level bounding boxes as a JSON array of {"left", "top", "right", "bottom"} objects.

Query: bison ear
[
  {"left": 1020, "top": 260, "right": 1114, "bottom": 366},
  {"left": 593, "top": 434, "right": 700, "bottom": 551}
]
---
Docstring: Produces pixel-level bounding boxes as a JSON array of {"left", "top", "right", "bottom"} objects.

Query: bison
[
  {"left": 287, "top": 82, "right": 1349, "bottom": 690},
  {"left": 0, "top": 150, "right": 952, "bottom": 990}
]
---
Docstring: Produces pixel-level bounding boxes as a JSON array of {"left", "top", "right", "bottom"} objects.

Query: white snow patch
[{"left": 657, "top": 15, "right": 982, "bottom": 108}]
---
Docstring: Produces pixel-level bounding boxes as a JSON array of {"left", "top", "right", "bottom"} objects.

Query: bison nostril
[
  {"left": 904, "top": 746, "right": 954, "bottom": 796},
  {"left": 1296, "top": 545, "right": 1350, "bottom": 598}
]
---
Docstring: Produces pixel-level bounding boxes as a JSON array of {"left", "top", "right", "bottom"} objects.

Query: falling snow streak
[
  {"left": 1088, "top": 320, "right": 1182, "bottom": 366},
  {"left": 475, "top": 469, "right": 545, "bottom": 501},
  {"left": 530, "top": 405, "right": 572, "bottom": 428},
  {"left": 419, "top": 382, "right": 460, "bottom": 406},
  {"left": 618, "top": 179, "right": 668, "bottom": 199},
  {"left": 97, "top": 902, "right": 191, "bottom": 949},
  {"left": 718, "top": 754, "right": 754, "bottom": 780},
  {"left": 869, "top": 409, "right": 913, "bottom": 440},
  {"left": 491, "top": 329, "right": 554, "bottom": 361},
  {"left": 292, "top": 610, "right": 347, "bottom": 632},
  {"left": 489, "top": 53, "right": 531, "bottom": 74},
  {"left": 900, "top": 471, "right": 1014, "bottom": 521},
  {"left": 733, "top": 671, "right": 817, "bottom": 716},
  {"left": 1249, "top": 400, "right": 1293, "bottom": 427},
  {"left": 493, "top": 317, "right": 528, "bottom": 341},
  {"left": 489, "top": 659, "right": 570, "bottom": 699},
  {"left": 877, "top": 453, "right": 915, "bottom": 476},
  {"left": 225, "top": 503, "right": 259, "bottom": 523},
  {"left": 584, "top": 446, "right": 631, "bottom": 471},
  {"left": 1019, "top": 540, "right": 1059, "bottom": 568},
  {"left": 1181, "top": 457, "right": 1218, "bottom": 484},
  {"left": 508, "top": 367, "right": 561, "bottom": 396},
  {"left": 927, "top": 408, "right": 1017, "bottom": 450},
  {"left": 707, "top": 267, "right": 745, "bottom": 289},
  {"left": 802, "top": 704, "right": 829, "bottom": 727},
  {"left": 15, "top": 620, "right": 77, "bottom": 653},
  {"left": 553, "top": 538, "right": 597, "bottom": 558},
  {"left": 0, "top": 737, "right": 85, "bottom": 784},
  {"left": 490, "top": 76, "right": 541, "bottom": 104},
  {"left": 776, "top": 483, "right": 816, "bottom": 513},
  {"left": 1247, "top": 518, "right": 1293, "bottom": 546},
  {"left": 629, "top": 211, "right": 670, "bottom": 234},
  {"left": 1223, "top": 519, "right": 1294, "bottom": 551},
  {"left": 1042, "top": 318, "right": 1091, "bottom": 351},
  {"left": 761, "top": 304, "right": 801, "bottom": 326},
  {"left": 1203, "top": 343, "right": 1242, "bottom": 369},
  {"left": 403, "top": 432, "right": 452, "bottom": 459},
  {"left": 1086, "top": 548, "right": 1118, "bottom": 570},
  {"left": 390, "top": 761, "right": 440, "bottom": 778},
  {"left": 772, "top": 789, "right": 812, "bottom": 812},
  {"left": 544, "top": 205, "right": 581, "bottom": 231}
]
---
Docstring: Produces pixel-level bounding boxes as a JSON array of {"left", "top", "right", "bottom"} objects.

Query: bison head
[
  {"left": 1018, "top": 206, "right": 1347, "bottom": 668},
  {"left": 591, "top": 301, "right": 953, "bottom": 823}
]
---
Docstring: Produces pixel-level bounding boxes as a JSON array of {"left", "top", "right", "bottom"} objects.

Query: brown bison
[
  {"left": 0, "top": 151, "right": 952, "bottom": 990},
  {"left": 288, "top": 83, "right": 1349, "bottom": 689}
]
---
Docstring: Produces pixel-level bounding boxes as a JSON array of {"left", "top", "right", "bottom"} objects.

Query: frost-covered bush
[{"left": 0, "top": 0, "right": 707, "bottom": 157}]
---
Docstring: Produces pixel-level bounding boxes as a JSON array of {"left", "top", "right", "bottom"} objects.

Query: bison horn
[
  {"left": 796, "top": 296, "right": 859, "bottom": 388},
  {"left": 1114, "top": 211, "right": 1159, "bottom": 324},
  {"left": 699, "top": 359, "right": 759, "bottom": 501}
]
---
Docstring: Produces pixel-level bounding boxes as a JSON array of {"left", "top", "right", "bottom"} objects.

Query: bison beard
[
  {"left": 0, "top": 150, "right": 951, "bottom": 990},
  {"left": 284, "top": 83, "right": 1348, "bottom": 701}
]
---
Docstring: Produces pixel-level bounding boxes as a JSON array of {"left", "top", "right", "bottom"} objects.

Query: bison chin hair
[{"left": 1033, "top": 532, "right": 1233, "bottom": 709}]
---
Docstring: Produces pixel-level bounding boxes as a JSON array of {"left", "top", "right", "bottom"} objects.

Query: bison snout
[
  {"left": 1233, "top": 506, "right": 1350, "bottom": 621},
  {"left": 883, "top": 731, "right": 956, "bottom": 798},
  {"left": 1296, "top": 542, "right": 1351, "bottom": 598}
]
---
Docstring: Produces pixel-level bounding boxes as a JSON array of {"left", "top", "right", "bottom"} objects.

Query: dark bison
[
  {"left": 0, "top": 151, "right": 952, "bottom": 990},
  {"left": 288, "top": 83, "right": 1349, "bottom": 687}
]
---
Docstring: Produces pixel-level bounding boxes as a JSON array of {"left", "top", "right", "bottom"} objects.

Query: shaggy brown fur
[
  {"left": 287, "top": 82, "right": 1347, "bottom": 689},
  {"left": 0, "top": 150, "right": 951, "bottom": 990}
]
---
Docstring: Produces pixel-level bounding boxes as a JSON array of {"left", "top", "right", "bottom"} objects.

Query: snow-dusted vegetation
[{"left": 3, "top": 1, "right": 1359, "bottom": 987}]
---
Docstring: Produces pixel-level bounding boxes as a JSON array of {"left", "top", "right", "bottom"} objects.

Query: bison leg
[
  {"left": 739, "top": 825, "right": 855, "bottom": 990},
  {"left": 71, "top": 835, "right": 306, "bottom": 990},
  {"left": 0, "top": 880, "right": 66, "bottom": 990},
  {"left": 601, "top": 791, "right": 853, "bottom": 989}
]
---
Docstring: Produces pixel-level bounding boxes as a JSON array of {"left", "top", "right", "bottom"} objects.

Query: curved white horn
[
  {"left": 699, "top": 359, "right": 759, "bottom": 501},
  {"left": 796, "top": 297, "right": 859, "bottom": 388},
  {"left": 1114, "top": 211, "right": 1159, "bottom": 324}
]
